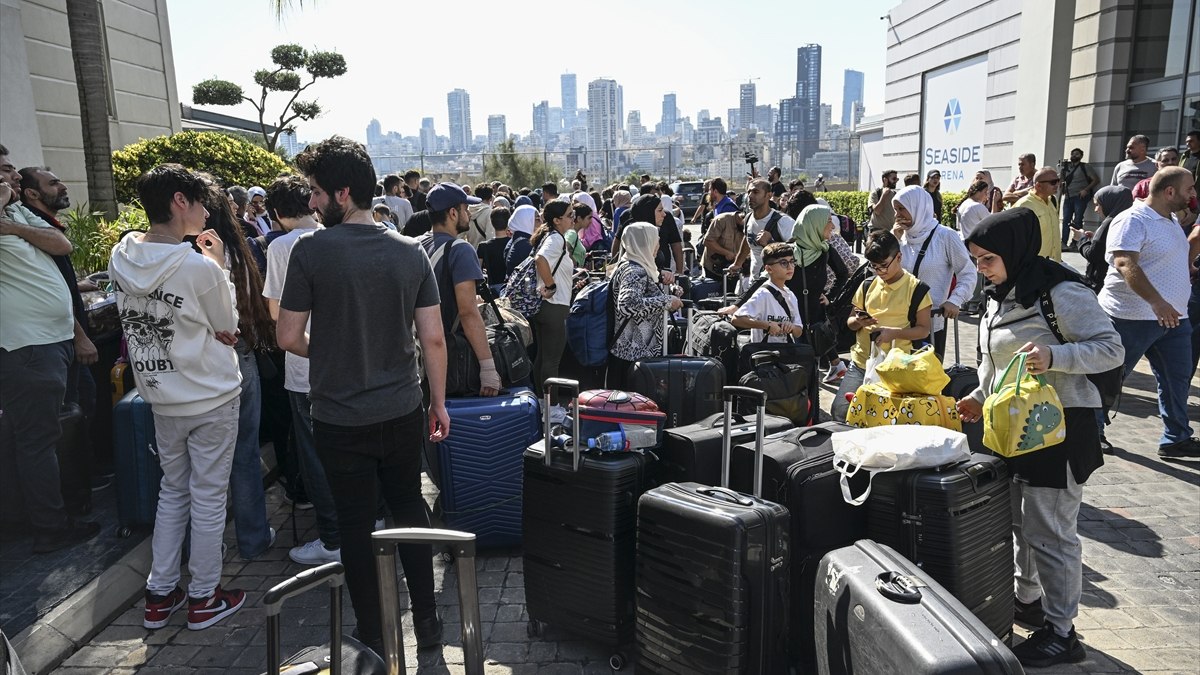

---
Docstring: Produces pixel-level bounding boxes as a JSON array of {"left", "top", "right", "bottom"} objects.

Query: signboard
[{"left": 921, "top": 54, "right": 988, "bottom": 192}]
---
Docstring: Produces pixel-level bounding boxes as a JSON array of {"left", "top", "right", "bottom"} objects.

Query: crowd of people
[{"left": 0, "top": 128, "right": 1197, "bottom": 666}]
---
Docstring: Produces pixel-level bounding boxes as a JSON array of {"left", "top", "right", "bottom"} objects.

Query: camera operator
[{"left": 1058, "top": 148, "right": 1100, "bottom": 250}]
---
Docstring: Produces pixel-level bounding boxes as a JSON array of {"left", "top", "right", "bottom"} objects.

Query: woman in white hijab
[
  {"left": 504, "top": 204, "right": 538, "bottom": 277},
  {"left": 891, "top": 185, "right": 977, "bottom": 361},
  {"left": 606, "top": 223, "right": 682, "bottom": 389}
]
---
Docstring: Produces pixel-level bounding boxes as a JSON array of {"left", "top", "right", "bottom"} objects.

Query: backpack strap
[
  {"left": 764, "top": 210, "right": 784, "bottom": 244},
  {"left": 763, "top": 284, "right": 798, "bottom": 344},
  {"left": 1038, "top": 290, "right": 1068, "bottom": 345},
  {"left": 907, "top": 281, "right": 931, "bottom": 328}
]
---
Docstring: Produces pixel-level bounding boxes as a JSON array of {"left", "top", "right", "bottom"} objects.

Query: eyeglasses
[
  {"left": 766, "top": 259, "right": 795, "bottom": 268},
  {"left": 869, "top": 255, "right": 898, "bottom": 272},
  {"left": 1038, "top": 178, "right": 1061, "bottom": 185}
]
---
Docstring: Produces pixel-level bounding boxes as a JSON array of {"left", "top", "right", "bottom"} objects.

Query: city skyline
[{"left": 166, "top": 0, "right": 894, "bottom": 147}]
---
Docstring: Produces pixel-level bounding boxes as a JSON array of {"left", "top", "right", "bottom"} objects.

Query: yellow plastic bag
[
  {"left": 846, "top": 382, "right": 962, "bottom": 431},
  {"left": 983, "top": 353, "right": 1066, "bottom": 458},
  {"left": 873, "top": 345, "right": 950, "bottom": 396}
]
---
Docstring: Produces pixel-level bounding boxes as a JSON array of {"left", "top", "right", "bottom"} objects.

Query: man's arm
[
  {"left": 671, "top": 242, "right": 684, "bottom": 274},
  {"left": 1111, "top": 250, "right": 1181, "bottom": 327},
  {"left": 1003, "top": 183, "right": 1030, "bottom": 204},
  {"left": 72, "top": 318, "right": 97, "bottom": 365},
  {"left": 1083, "top": 165, "right": 1101, "bottom": 195},
  {"left": 414, "top": 304, "right": 450, "bottom": 441},
  {"left": 0, "top": 217, "right": 73, "bottom": 255},
  {"left": 277, "top": 308, "right": 311, "bottom": 357}
]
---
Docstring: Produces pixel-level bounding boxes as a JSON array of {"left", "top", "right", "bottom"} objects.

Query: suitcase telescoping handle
[
  {"left": 542, "top": 378, "right": 582, "bottom": 472},
  {"left": 263, "top": 561, "right": 345, "bottom": 675},
  {"left": 374, "top": 529, "right": 483, "bottom": 675},
  {"left": 661, "top": 298, "right": 695, "bottom": 357},
  {"left": 720, "top": 386, "right": 767, "bottom": 498}
]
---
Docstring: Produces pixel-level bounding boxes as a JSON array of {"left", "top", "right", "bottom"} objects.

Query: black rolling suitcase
[
  {"left": 659, "top": 410, "right": 792, "bottom": 486},
  {"left": 627, "top": 307, "right": 726, "bottom": 428},
  {"left": 866, "top": 454, "right": 1014, "bottom": 643},
  {"left": 729, "top": 422, "right": 867, "bottom": 669},
  {"left": 261, "top": 562, "right": 386, "bottom": 675},
  {"left": 943, "top": 315, "right": 985, "bottom": 453},
  {"left": 522, "top": 378, "right": 656, "bottom": 671},
  {"left": 636, "top": 387, "right": 791, "bottom": 675},
  {"left": 816, "top": 540, "right": 1024, "bottom": 675}
]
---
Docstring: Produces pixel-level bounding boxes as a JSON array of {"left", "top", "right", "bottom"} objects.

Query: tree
[
  {"left": 484, "top": 140, "right": 562, "bottom": 190},
  {"left": 111, "top": 131, "right": 290, "bottom": 203},
  {"left": 65, "top": 0, "right": 117, "bottom": 219},
  {"left": 192, "top": 44, "right": 346, "bottom": 152}
]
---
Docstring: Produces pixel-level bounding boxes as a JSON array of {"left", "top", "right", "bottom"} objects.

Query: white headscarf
[
  {"left": 509, "top": 204, "right": 536, "bottom": 236},
  {"left": 894, "top": 184, "right": 939, "bottom": 245},
  {"left": 613, "top": 222, "right": 660, "bottom": 279}
]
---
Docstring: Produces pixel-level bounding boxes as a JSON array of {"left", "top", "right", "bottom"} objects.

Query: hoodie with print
[{"left": 109, "top": 233, "right": 241, "bottom": 417}]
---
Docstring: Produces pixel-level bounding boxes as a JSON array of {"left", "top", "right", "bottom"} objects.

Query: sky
[{"left": 167, "top": 0, "right": 897, "bottom": 144}]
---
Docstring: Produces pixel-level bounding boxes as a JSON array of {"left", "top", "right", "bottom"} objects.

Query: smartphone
[{"left": 855, "top": 309, "right": 873, "bottom": 320}]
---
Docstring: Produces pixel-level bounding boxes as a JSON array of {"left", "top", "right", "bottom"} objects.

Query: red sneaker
[
  {"left": 143, "top": 587, "right": 186, "bottom": 629},
  {"left": 186, "top": 586, "right": 245, "bottom": 630}
]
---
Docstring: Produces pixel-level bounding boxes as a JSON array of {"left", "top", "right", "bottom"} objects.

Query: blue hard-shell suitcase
[
  {"left": 434, "top": 388, "right": 540, "bottom": 548},
  {"left": 113, "top": 389, "right": 161, "bottom": 537}
]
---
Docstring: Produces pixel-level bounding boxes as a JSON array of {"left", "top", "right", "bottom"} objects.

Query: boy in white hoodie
[{"left": 108, "top": 164, "right": 246, "bottom": 631}]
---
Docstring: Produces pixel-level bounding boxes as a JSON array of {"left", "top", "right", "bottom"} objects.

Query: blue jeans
[
  {"left": 0, "top": 340, "right": 73, "bottom": 529},
  {"left": 230, "top": 340, "right": 271, "bottom": 558},
  {"left": 1189, "top": 276, "right": 1200, "bottom": 377},
  {"left": 1061, "top": 195, "right": 1087, "bottom": 245},
  {"left": 1111, "top": 317, "right": 1195, "bottom": 446},
  {"left": 288, "top": 390, "right": 340, "bottom": 550}
]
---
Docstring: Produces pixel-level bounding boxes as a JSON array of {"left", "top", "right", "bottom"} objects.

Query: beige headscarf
[{"left": 610, "top": 222, "right": 659, "bottom": 279}]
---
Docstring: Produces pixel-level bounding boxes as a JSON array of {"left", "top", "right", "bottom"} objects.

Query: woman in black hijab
[
  {"left": 956, "top": 208, "right": 1125, "bottom": 670},
  {"left": 1069, "top": 185, "right": 1134, "bottom": 289}
]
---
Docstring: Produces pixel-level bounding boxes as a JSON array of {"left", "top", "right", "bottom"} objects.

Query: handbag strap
[
  {"left": 911, "top": 227, "right": 937, "bottom": 278},
  {"left": 762, "top": 284, "right": 797, "bottom": 345}
]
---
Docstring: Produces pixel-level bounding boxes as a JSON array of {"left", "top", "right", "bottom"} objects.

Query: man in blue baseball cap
[{"left": 424, "top": 181, "right": 481, "bottom": 212}]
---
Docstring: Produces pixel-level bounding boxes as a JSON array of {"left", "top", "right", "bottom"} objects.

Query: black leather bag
[{"left": 738, "top": 350, "right": 811, "bottom": 425}]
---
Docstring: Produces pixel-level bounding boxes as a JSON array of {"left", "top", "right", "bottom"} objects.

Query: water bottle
[
  {"left": 621, "top": 425, "right": 659, "bottom": 450},
  {"left": 587, "top": 431, "right": 628, "bottom": 452}
]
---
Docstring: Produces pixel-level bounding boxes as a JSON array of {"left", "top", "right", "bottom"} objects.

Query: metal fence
[{"left": 366, "top": 137, "right": 861, "bottom": 191}]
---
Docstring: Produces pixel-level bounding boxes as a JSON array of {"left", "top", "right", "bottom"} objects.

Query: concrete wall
[{"left": 1, "top": 0, "right": 180, "bottom": 203}]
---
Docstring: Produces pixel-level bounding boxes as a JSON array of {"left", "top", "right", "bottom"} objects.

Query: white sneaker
[
  {"left": 548, "top": 405, "right": 569, "bottom": 425},
  {"left": 822, "top": 362, "right": 848, "bottom": 384},
  {"left": 289, "top": 538, "right": 341, "bottom": 565}
]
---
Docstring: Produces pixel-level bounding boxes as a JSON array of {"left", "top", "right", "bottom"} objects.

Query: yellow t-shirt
[{"left": 849, "top": 270, "right": 933, "bottom": 369}]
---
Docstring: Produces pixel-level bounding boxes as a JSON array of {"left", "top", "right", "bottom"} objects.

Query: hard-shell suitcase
[
  {"left": 658, "top": 410, "right": 792, "bottom": 486},
  {"left": 523, "top": 379, "right": 656, "bottom": 670},
  {"left": 375, "top": 529, "right": 485, "bottom": 675},
  {"left": 56, "top": 403, "right": 90, "bottom": 515},
  {"left": 261, "top": 562, "right": 386, "bottom": 675},
  {"left": 636, "top": 387, "right": 791, "bottom": 675},
  {"left": 627, "top": 308, "right": 726, "bottom": 428},
  {"left": 110, "top": 359, "right": 134, "bottom": 407},
  {"left": 113, "top": 390, "right": 161, "bottom": 536},
  {"left": 866, "top": 454, "right": 1014, "bottom": 642},
  {"left": 943, "top": 315, "right": 985, "bottom": 453},
  {"left": 433, "top": 388, "right": 540, "bottom": 548},
  {"left": 815, "top": 540, "right": 1024, "bottom": 675},
  {"left": 730, "top": 421, "right": 867, "bottom": 668}
]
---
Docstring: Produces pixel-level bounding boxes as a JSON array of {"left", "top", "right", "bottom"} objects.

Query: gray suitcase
[{"left": 816, "top": 539, "right": 1024, "bottom": 675}]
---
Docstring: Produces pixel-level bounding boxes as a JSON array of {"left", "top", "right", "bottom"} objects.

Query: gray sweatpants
[{"left": 1012, "top": 468, "right": 1084, "bottom": 636}]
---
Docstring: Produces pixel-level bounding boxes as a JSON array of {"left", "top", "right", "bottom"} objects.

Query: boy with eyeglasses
[
  {"left": 731, "top": 242, "right": 805, "bottom": 343},
  {"left": 831, "top": 231, "right": 933, "bottom": 421}
]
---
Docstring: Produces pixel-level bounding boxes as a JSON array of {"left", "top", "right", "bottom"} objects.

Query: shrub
[
  {"left": 112, "top": 131, "right": 290, "bottom": 203},
  {"left": 62, "top": 202, "right": 148, "bottom": 275},
  {"left": 817, "top": 190, "right": 966, "bottom": 229}
]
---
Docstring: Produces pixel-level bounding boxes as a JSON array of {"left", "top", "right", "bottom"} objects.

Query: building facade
[
  {"left": 842, "top": 69, "right": 865, "bottom": 128},
  {"left": 447, "top": 88, "right": 471, "bottom": 152},
  {"left": 587, "top": 78, "right": 621, "bottom": 165},
  {"left": 487, "top": 114, "right": 506, "bottom": 150},
  {"left": 1, "top": 0, "right": 182, "bottom": 202},
  {"left": 561, "top": 73, "right": 577, "bottom": 128}
]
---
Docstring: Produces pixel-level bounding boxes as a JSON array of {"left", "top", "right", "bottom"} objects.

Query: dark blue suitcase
[
  {"left": 627, "top": 309, "right": 727, "bottom": 428},
  {"left": 434, "top": 388, "right": 540, "bottom": 548},
  {"left": 113, "top": 389, "right": 161, "bottom": 537}
]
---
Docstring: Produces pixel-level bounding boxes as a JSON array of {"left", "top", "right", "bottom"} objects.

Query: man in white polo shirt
[{"left": 1099, "top": 166, "right": 1197, "bottom": 459}]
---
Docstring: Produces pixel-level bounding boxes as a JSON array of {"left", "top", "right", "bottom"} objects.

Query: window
[
  {"left": 1126, "top": 99, "right": 1183, "bottom": 149},
  {"left": 1130, "top": 0, "right": 1195, "bottom": 82}
]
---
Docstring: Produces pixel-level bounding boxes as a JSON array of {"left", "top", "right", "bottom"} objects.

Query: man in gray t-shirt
[
  {"left": 1111, "top": 134, "right": 1157, "bottom": 190},
  {"left": 276, "top": 137, "right": 450, "bottom": 654}
]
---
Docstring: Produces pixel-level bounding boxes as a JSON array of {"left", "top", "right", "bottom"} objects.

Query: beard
[
  {"left": 455, "top": 210, "right": 469, "bottom": 234},
  {"left": 49, "top": 193, "right": 70, "bottom": 210},
  {"left": 320, "top": 200, "right": 346, "bottom": 226}
]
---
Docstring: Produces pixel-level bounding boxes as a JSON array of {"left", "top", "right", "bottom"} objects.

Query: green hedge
[
  {"left": 112, "top": 131, "right": 291, "bottom": 203},
  {"left": 820, "top": 190, "right": 965, "bottom": 229}
]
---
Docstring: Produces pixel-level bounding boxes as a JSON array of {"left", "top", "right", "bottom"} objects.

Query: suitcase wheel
[
  {"left": 117, "top": 526, "right": 132, "bottom": 538},
  {"left": 526, "top": 619, "right": 545, "bottom": 638},
  {"left": 608, "top": 651, "right": 627, "bottom": 671}
]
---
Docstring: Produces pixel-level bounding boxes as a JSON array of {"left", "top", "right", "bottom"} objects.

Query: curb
[{"left": 12, "top": 536, "right": 152, "bottom": 675}]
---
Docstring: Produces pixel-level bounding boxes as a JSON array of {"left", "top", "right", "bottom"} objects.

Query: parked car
[{"left": 669, "top": 181, "right": 706, "bottom": 219}]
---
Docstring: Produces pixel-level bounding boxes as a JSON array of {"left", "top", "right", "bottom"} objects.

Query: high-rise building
[
  {"left": 852, "top": 101, "right": 866, "bottom": 130},
  {"left": 548, "top": 107, "right": 563, "bottom": 135},
  {"left": 617, "top": 85, "right": 624, "bottom": 138},
  {"left": 561, "top": 73, "right": 577, "bottom": 127},
  {"left": 532, "top": 101, "right": 549, "bottom": 140},
  {"left": 420, "top": 117, "right": 436, "bottom": 153},
  {"left": 727, "top": 108, "right": 740, "bottom": 135},
  {"left": 775, "top": 97, "right": 801, "bottom": 169},
  {"left": 739, "top": 82, "right": 757, "bottom": 130},
  {"left": 587, "top": 78, "right": 621, "bottom": 159},
  {"left": 819, "top": 103, "right": 832, "bottom": 139},
  {"left": 446, "top": 88, "right": 472, "bottom": 152},
  {"left": 657, "top": 93, "right": 678, "bottom": 137},
  {"left": 627, "top": 110, "right": 648, "bottom": 146},
  {"left": 487, "top": 114, "right": 507, "bottom": 149},
  {"left": 366, "top": 119, "right": 382, "bottom": 145},
  {"left": 796, "top": 44, "right": 822, "bottom": 161},
  {"left": 698, "top": 109, "right": 711, "bottom": 125},
  {"left": 841, "top": 69, "right": 864, "bottom": 128},
  {"left": 755, "top": 105, "right": 775, "bottom": 137}
]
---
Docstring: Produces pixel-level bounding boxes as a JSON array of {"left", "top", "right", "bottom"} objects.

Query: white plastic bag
[
  {"left": 861, "top": 342, "right": 890, "bottom": 386},
  {"left": 831, "top": 426, "right": 970, "bottom": 506}
]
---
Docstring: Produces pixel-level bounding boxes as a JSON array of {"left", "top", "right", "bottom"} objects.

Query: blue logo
[{"left": 944, "top": 99, "right": 962, "bottom": 133}]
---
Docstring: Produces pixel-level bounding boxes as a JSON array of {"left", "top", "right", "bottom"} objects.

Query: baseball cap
[
  {"left": 426, "top": 182, "right": 481, "bottom": 211},
  {"left": 926, "top": 170, "right": 941, "bottom": 179},
  {"left": 247, "top": 186, "right": 266, "bottom": 199}
]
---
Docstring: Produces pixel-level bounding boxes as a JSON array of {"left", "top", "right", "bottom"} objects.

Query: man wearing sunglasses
[{"left": 1015, "top": 167, "right": 1063, "bottom": 261}]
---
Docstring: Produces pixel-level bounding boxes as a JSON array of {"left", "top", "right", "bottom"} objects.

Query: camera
[{"left": 744, "top": 152, "right": 759, "bottom": 165}]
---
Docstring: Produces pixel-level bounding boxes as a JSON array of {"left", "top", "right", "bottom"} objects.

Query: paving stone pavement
[{"left": 49, "top": 253, "right": 1200, "bottom": 674}]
